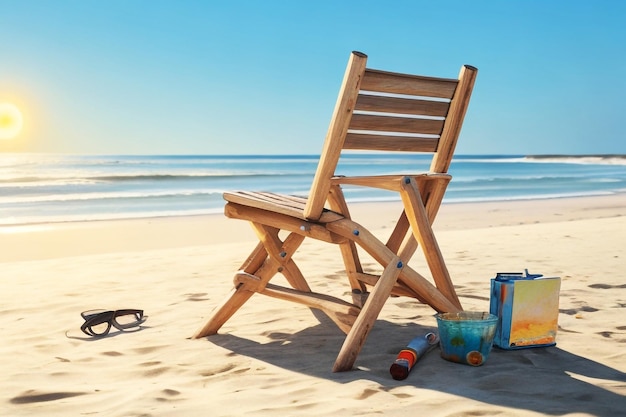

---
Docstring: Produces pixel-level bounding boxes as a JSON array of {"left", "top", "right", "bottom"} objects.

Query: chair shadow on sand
[{"left": 205, "top": 313, "right": 626, "bottom": 417}]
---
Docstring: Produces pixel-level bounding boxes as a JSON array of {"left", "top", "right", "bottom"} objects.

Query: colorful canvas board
[{"left": 490, "top": 275, "right": 560, "bottom": 349}]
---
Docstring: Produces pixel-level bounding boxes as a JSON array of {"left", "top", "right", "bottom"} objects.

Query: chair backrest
[{"left": 304, "top": 51, "right": 477, "bottom": 220}]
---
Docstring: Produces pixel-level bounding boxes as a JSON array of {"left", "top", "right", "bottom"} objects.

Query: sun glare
[{"left": 0, "top": 102, "right": 24, "bottom": 140}]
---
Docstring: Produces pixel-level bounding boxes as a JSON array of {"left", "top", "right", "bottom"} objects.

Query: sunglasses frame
[{"left": 80, "top": 309, "right": 145, "bottom": 337}]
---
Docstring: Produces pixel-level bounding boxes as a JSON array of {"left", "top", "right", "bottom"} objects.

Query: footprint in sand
[
  {"left": 155, "top": 389, "right": 182, "bottom": 403},
  {"left": 101, "top": 351, "right": 124, "bottom": 356},
  {"left": 139, "top": 361, "right": 162, "bottom": 367},
  {"left": 199, "top": 363, "right": 239, "bottom": 377},
  {"left": 143, "top": 367, "right": 170, "bottom": 377},
  {"left": 10, "top": 390, "right": 87, "bottom": 404},
  {"left": 355, "top": 388, "right": 380, "bottom": 400},
  {"left": 184, "top": 292, "right": 209, "bottom": 301},
  {"left": 319, "top": 272, "right": 340, "bottom": 282},
  {"left": 588, "top": 283, "right": 626, "bottom": 289},
  {"left": 559, "top": 306, "right": 599, "bottom": 315},
  {"left": 133, "top": 345, "right": 167, "bottom": 354},
  {"left": 135, "top": 360, "right": 170, "bottom": 377}
]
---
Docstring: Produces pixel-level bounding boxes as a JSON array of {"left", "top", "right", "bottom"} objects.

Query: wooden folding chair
[{"left": 193, "top": 51, "right": 478, "bottom": 372}]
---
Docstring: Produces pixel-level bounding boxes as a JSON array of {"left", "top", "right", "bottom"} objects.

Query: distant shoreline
[
  {"left": 2, "top": 190, "right": 625, "bottom": 228},
  {"left": 2, "top": 192, "right": 626, "bottom": 262}
]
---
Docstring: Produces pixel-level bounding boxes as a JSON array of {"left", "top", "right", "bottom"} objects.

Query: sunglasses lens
[
  {"left": 114, "top": 311, "right": 143, "bottom": 328},
  {"left": 88, "top": 321, "right": 111, "bottom": 336}
]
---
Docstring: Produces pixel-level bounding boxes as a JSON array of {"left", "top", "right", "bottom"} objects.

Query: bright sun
[{"left": 0, "top": 102, "right": 24, "bottom": 140}]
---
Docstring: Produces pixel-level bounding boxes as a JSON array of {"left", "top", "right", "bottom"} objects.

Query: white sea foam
[
  {"left": 524, "top": 155, "right": 626, "bottom": 166},
  {"left": 1, "top": 153, "right": 624, "bottom": 225},
  {"left": 452, "top": 156, "right": 528, "bottom": 164}
]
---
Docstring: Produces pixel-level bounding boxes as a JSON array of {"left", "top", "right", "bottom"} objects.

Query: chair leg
[
  {"left": 192, "top": 285, "right": 256, "bottom": 338},
  {"left": 400, "top": 177, "right": 462, "bottom": 310},
  {"left": 332, "top": 256, "right": 403, "bottom": 372},
  {"left": 328, "top": 185, "right": 367, "bottom": 295},
  {"left": 193, "top": 224, "right": 311, "bottom": 339},
  {"left": 193, "top": 240, "right": 275, "bottom": 338}
]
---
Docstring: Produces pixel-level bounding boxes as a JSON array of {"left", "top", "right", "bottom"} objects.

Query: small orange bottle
[{"left": 389, "top": 332, "right": 439, "bottom": 380}]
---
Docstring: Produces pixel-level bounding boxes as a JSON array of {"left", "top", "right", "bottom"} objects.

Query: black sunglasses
[{"left": 80, "top": 309, "right": 146, "bottom": 337}]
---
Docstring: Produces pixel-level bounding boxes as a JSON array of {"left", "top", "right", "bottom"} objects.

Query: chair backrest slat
[
  {"left": 344, "top": 134, "right": 438, "bottom": 153},
  {"left": 355, "top": 94, "right": 450, "bottom": 117},
  {"left": 303, "top": 52, "right": 477, "bottom": 220},
  {"left": 350, "top": 113, "right": 444, "bottom": 135},
  {"left": 361, "top": 69, "right": 458, "bottom": 98}
]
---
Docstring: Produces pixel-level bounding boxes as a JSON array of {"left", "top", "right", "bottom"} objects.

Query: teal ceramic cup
[{"left": 435, "top": 311, "right": 498, "bottom": 366}]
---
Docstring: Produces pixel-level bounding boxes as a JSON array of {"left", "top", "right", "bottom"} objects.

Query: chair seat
[{"left": 224, "top": 191, "right": 344, "bottom": 223}]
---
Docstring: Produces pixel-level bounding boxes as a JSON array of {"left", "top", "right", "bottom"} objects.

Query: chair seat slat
[{"left": 224, "top": 191, "right": 342, "bottom": 223}]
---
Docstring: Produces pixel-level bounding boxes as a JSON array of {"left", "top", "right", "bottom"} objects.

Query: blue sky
[{"left": 1, "top": 0, "right": 624, "bottom": 155}]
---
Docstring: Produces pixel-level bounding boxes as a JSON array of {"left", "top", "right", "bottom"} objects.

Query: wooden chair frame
[{"left": 193, "top": 51, "right": 477, "bottom": 372}]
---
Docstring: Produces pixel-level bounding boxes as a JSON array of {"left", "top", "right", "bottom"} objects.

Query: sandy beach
[{"left": 1, "top": 195, "right": 625, "bottom": 416}]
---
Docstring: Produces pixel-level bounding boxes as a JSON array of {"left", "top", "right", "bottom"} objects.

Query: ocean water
[{"left": 1, "top": 153, "right": 625, "bottom": 226}]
